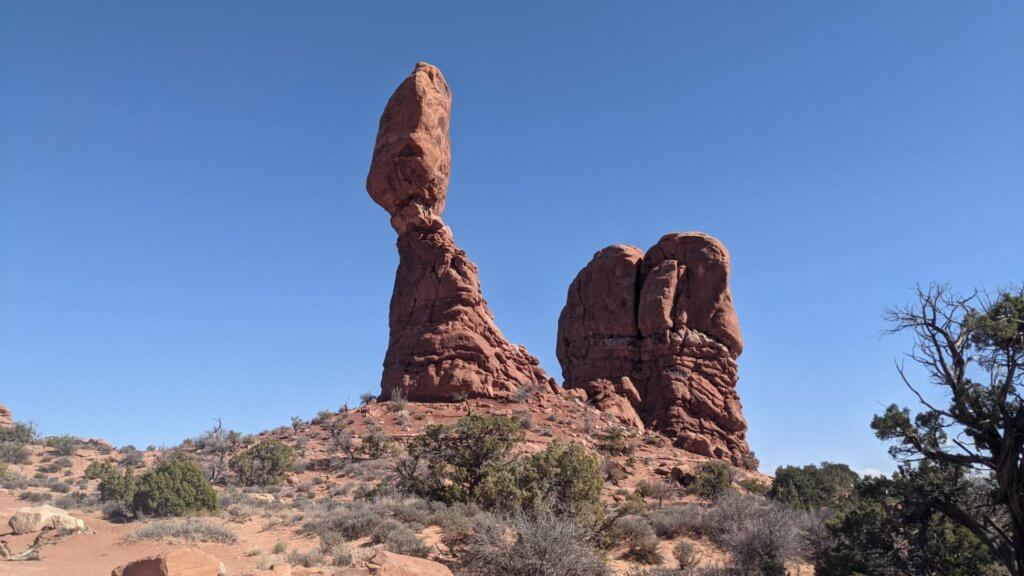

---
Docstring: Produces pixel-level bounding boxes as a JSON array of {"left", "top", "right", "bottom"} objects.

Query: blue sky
[{"left": 1, "top": 2, "right": 1021, "bottom": 475}]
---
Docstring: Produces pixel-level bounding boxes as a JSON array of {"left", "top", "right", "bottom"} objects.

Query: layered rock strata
[
  {"left": 367, "top": 63, "right": 553, "bottom": 401},
  {"left": 557, "top": 233, "right": 752, "bottom": 465}
]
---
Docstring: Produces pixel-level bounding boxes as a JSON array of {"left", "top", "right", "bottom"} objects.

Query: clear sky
[{"left": 1, "top": 1, "right": 1021, "bottom": 476}]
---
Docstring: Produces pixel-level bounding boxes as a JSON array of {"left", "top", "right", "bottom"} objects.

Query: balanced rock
[
  {"left": 367, "top": 63, "right": 554, "bottom": 401},
  {"left": 0, "top": 403, "right": 11, "bottom": 427},
  {"left": 557, "top": 232, "right": 752, "bottom": 466},
  {"left": 8, "top": 505, "right": 86, "bottom": 535},
  {"left": 111, "top": 547, "right": 226, "bottom": 576}
]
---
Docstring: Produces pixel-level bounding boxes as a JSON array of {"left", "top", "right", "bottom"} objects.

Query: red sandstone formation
[
  {"left": 0, "top": 403, "right": 11, "bottom": 428},
  {"left": 557, "top": 232, "right": 752, "bottom": 466},
  {"left": 367, "top": 63, "right": 554, "bottom": 401}
]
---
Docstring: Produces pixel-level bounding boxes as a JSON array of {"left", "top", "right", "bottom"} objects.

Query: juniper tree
[{"left": 873, "top": 284, "right": 1024, "bottom": 574}]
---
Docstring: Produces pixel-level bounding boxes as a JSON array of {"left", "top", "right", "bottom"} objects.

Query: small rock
[
  {"left": 671, "top": 466, "right": 697, "bottom": 486},
  {"left": 364, "top": 550, "right": 454, "bottom": 575}
]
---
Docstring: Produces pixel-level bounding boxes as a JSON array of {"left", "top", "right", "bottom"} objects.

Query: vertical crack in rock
[
  {"left": 367, "top": 63, "right": 555, "bottom": 401},
  {"left": 557, "top": 233, "right": 753, "bottom": 466}
]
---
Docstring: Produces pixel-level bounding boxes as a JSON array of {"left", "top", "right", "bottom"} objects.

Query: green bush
[
  {"left": 399, "top": 414, "right": 524, "bottom": 504},
  {"left": 131, "top": 459, "right": 217, "bottom": 517},
  {"left": 228, "top": 440, "right": 296, "bottom": 486},
  {"left": 85, "top": 461, "right": 117, "bottom": 480},
  {"left": 768, "top": 462, "right": 858, "bottom": 511},
  {"left": 478, "top": 441, "right": 603, "bottom": 514},
  {"left": 690, "top": 461, "right": 734, "bottom": 499}
]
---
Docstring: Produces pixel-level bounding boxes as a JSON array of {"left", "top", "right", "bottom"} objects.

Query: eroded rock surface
[
  {"left": 557, "top": 232, "right": 752, "bottom": 466},
  {"left": 8, "top": 505, "right": 86, "bottom": 535},
  {"left": 111, "top": 548, "right": 226, "bottom": 576},
  {"left": 368, "top": 63, "right": 553, "bottom": 401},
  {"left": 0, "top": 403, "right": 11, "bottom": 427}
]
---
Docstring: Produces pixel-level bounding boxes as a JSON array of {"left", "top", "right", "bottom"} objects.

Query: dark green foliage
[
  {"left": 85, "top": 461, "right": 117, "bottom": 480},
  {"left": 690, "top": 461, "right": 734, "bottom": 499},
  {"left": 361, "top": 427, "right": 393, "bottom": 459},
  {"left": 228, "top": 440, "right": 296, "bottom": 486},
  {"left": 98, "top": 467, "right": 136, "bottom": 520},
  {"left": 119, "top": 445, "right": 144, "bottom": 468},
  {"left": 815, "top": 469, "right": 1000, "bottom": 576},
  {"left": 131, "top": 459, "right": 217, "bottom": 517},
  {"left": 768, "top": 462, "right": 858, "bottom": 511},
  {"left": 874, "top": 285, "right": 1024, "bottom": 574},
  {"left": 399, "top": 414, "right": 523, "bottom": 505},
  {"left": 397, "top": 415, "right": 603, "bottom": 514},
  {"left": 478, "top": 441, "right": 604, "bottom": 514}
]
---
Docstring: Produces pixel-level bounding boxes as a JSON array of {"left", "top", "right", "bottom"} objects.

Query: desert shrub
[
  {"left": 119, "top": 445, "right": 144, "bottom": 468},
  {"left": 98, "top": 467, "right": 136, "bottom": 504},
  {"left": 290, "top": 416, "right": 306, "bottom": 431},
  {"left": 125, "top": 517, "right": 237, "bottom": 543},
  {"left": 272, "top": 541, "right": 287, "bottom": 554},
  {"left": 0, "top": 440, "right": 30, "bottom": 464},
  {"left": 690, "top": 461, "right": 734, "bottom": 499},
  {"left": 738, "top": 478, "right": 769, "bottom": 496},
  {"left": 0, "top": 461, "right": 6, "bottom": 479},
  {"left": 768, "top": 462, "right": 858, "bottom": 511},
  {"left": 596, "top": 427, "right": 630, "bottom": 456},
  {"left": 636, "top": 479, "right": 677, "bottom": 506},
  {"left": 288, "top": 548, "right": 325, "bottom": 568},
  {"left": 18, "top": 491, "right": 52, "bottom": 503},
  {"left": 192, "top": 421, "right": 245, "bottom": 483},
  {"left": 389, "top": 387, "right": 409, "bottom": 411},
  {"left": 54, "top": 491, "right": 99, "bottom": 511},
  {"left": 478, "top": 441, "right": 604, "bottom": 515},
  {"left": 131, "top": 459, "right": 218, "bottom": 517},
  {"left": 459, "top": 506, "right": 611, "bottom": 576},
  {"left": 229, "top": 440, "right": 296, "bottom": 486},
  {"left": 45, "top": 435, "right": 81, "bottom": 456},
  {"left": 398, "top": 414, "right": 524, "bottom": 505},
  {"left": 85, "top": 461, "right": 117, "bottom": 480},
  {"left": 673, "top": 541, "right": 698, "bottom": 569},
  {"left": 602, "top": 458, "right": 627, "bottom": 483},
  {"left": 361, "top": 428, "right": 393, "bottom": 459},
  {"left": 373, "top": 520, "right": 430, "bottom": 557},
  {"left": 0, "top": 422, "right": 37, "bottom": 444},
  {"left": 706, "top": 492, "right": 819, "bottom": 575},
  {"left": 611, "top": 515, "right": 662, "bottom": 564},
  {"left": 359, "top": 392, "right": 376, "bottom": 406},
  {"left": 645, "top": 505, "right": 710, "bottom": 538},
  {"left": 48, "top": 479, "right": 71, "bottom": 493}
]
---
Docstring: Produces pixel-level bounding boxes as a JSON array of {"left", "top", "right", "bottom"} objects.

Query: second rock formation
[{"left": 557, "top": 233, "right": 752, "bottom": 466}]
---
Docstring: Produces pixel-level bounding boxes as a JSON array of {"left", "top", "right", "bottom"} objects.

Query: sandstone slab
[{"left": 111, "top": 547, "right": 226, "bottom": 576}]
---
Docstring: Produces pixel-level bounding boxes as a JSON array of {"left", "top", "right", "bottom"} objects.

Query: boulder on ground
[
  {"left": 340, "top": 550, "right": 454, "bottom": 576},
  {"left": 8, "top": 505, "right": 86, "bottom": 535},
  {"left": 111, "top": 547, "right": 226, "bottom": 576}
]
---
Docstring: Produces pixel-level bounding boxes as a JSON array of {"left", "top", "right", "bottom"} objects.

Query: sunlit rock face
[
  {"left": 557, "top": 232, "right": 752, "bottom": 466},
  {"left": 367, "top": 63, "right": 554, "bottom": 401}
]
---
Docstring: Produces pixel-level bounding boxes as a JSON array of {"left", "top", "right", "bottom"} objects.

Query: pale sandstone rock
[
  {"left": 8, "top": 505, "right": 86, "bottom": 535},
  {"left": 0, "top": 403, "right": 11, "bottom": 428}
]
